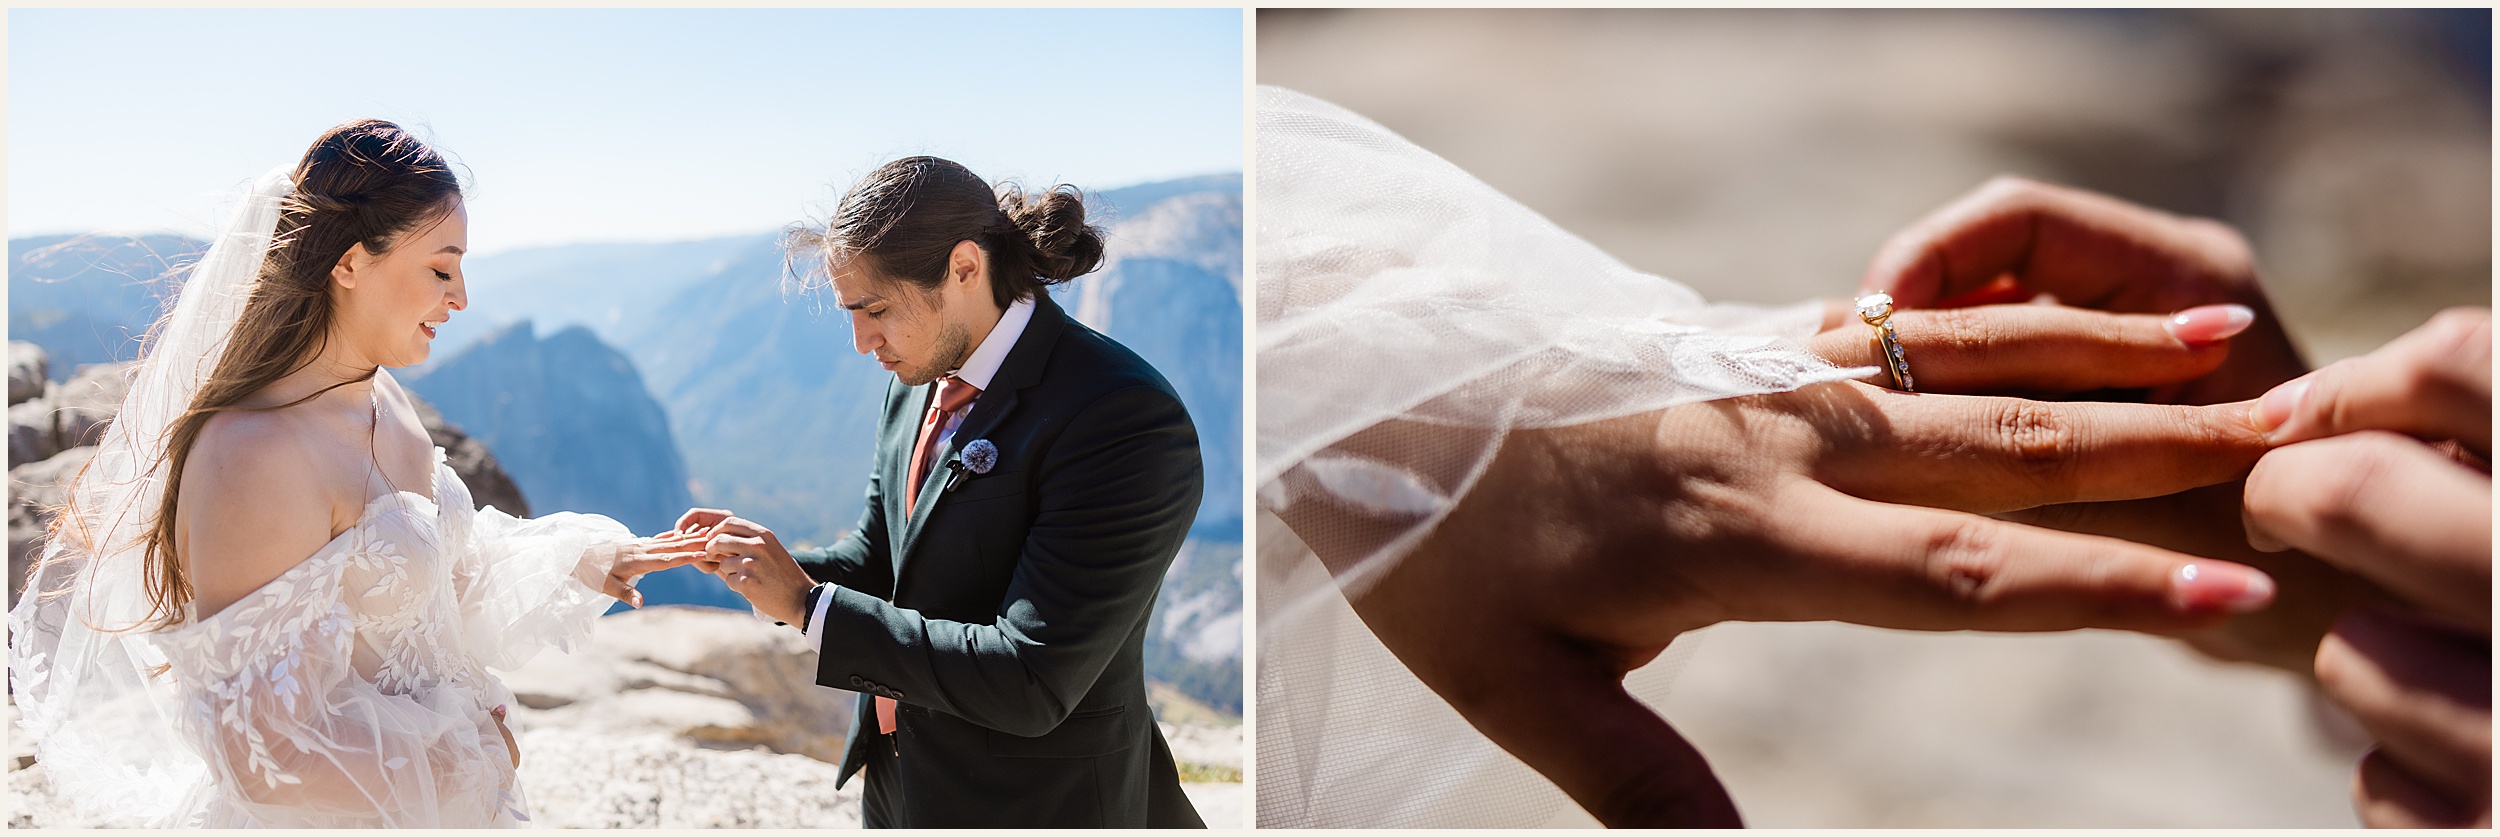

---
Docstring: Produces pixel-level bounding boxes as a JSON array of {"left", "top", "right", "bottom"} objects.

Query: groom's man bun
[
  {"left": 999, "top": 183, "right": 1106, "bottom": 286},
  {"left": 790, "top": 156, "right": 1106, "bottom": 310}
]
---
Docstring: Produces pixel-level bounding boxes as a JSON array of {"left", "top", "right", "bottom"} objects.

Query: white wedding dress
[
  {"left": 149, "top": 447, "right": 628, "bottom": 827},
  {"left": 9, "top": 165, "right": 636, "bottom": 828}
]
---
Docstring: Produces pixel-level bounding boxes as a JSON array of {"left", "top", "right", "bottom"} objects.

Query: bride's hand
[
  {"left": 600, "top": 532, "right": 712, "bottom": 608},
  {"left": 1857, "top": 175, "right": 2305, "bottom": 404},
  {"left": 490, "top": 705, "right": 520, "bottom": 769},
  {"left": 1297, "top": 308, "right": 2278, "bottom": 827},
  {"left": 1805, "top": 298, "right": 2245, "bottom": 397},
  {"left": 1853, "top": 177, "right": 2372, "bottom": 673}
]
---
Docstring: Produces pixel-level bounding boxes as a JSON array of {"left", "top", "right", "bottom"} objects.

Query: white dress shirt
[{"left": 803, "top": 294, "right": 1036, "bottom": 649}]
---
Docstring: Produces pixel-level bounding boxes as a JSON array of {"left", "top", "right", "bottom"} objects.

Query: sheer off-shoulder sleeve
[
  {"left": 147, "top": 511, "right": 515, "bottom": 828},
  {"left": 432, "top": 452, "right": 637, "bottom": 672}
]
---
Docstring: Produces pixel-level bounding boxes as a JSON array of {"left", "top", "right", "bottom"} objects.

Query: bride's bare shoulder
[
  {"left": 181, "top": 410, "right": 348, "bottom": 620},
  {"left": 188, "top": 408, "right": 323, "bottom": 478},
  {"left": 370, "top": 369, "right": 416, "bottom": 420}
]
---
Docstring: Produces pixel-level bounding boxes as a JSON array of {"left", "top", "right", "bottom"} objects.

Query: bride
[{"left": 9, "top": 120, "right": 704, "bottom": 827}]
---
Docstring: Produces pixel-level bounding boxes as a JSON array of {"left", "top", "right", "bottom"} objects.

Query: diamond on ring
[{"left": 1855, "top": 293, "right": 1916, "bottom": 393}]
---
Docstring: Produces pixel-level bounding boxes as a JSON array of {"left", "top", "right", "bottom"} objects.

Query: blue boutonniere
[{"left": 943, "top": 439, "right": 999, "bottom": 494}]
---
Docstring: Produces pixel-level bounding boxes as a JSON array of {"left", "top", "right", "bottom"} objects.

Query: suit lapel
[
  {"left": 891, "top": 293, "right": 1072, "bottom": 592},
  {"left": 882, "top": 380, "right": 931, "bottom": 585}
]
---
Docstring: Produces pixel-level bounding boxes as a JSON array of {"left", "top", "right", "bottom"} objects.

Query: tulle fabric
[
  {"left": 8, "top": 165, "right": 633, "bottom": 827},
  {"left": 25, "top": 451, "right": 629, "bottom": 828},
  {"left": 10, "top": 165, "right": 297, "bottom": 828},
  {"left": 1253, "top": 86, "right": 1868, "bottom": 827},
  {"left": 145, "top": 452, "right": 627, "bottom": 827}
]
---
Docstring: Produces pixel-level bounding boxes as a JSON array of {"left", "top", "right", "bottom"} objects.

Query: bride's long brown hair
[{"left": 52, "top": 120, "right": 463, "bottom": 631}]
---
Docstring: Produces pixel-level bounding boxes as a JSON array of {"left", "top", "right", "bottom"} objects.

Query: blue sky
[{"left": 10, "top": 8, "right": 1243, "bottom": 255}]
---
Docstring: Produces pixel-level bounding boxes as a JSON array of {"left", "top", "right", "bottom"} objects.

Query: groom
[{"left": 674, "top": 164, "right": 1205, "bottom": 828}]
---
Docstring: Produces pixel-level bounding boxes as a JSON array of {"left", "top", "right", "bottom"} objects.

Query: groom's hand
[
  {"left": 2241, "top": 310, "right": 2492, "bottom": 828},
  {"left": 672, "top": 507, "right": 737, "bottom": 537},
  {"left": 702, "top": 517, "right": 814, "bottom": 626}
]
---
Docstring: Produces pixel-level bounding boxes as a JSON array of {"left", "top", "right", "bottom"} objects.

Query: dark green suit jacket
[{"left": 793, "top": 292, "right": 1206, "bottom": 828}]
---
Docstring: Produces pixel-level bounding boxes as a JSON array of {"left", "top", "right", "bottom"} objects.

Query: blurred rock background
[{"left": 1259, "top": 7, "right": 2488, "bottom": 828}]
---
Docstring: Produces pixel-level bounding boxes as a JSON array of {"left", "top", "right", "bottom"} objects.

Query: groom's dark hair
[{"left": 785, "top": 156, "right": 1106, "bottom": 310}]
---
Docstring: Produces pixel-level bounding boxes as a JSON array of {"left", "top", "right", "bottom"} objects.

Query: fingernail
[
  {"left": 2243, "top": 511, "right": 2289, "bottom": 553},
  {"left": 2253, "top": 378, "right": 2311, "bottom": 435},
  {"left": 2165, "top": 304, "right": 2256, "bottom": 345},
  {"left": 2170, "top": 562, "right": 2275, "bottom": 614}
]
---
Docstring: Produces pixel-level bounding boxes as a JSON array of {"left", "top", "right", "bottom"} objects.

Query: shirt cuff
[{"left": 801, "top": 583, "right": 837, "bottom": 654}]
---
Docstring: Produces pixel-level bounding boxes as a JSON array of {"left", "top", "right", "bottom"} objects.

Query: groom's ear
[{"left": 947, "top": 240, "right": 987, "bottom": 292}]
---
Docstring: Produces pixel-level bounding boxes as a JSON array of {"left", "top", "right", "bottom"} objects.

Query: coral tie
[
  {"left": 885, "top": 375, "right": 979, "bottom": 735},
  {"left": 904, "top": 376, "right": 982, "bottom": 514}
]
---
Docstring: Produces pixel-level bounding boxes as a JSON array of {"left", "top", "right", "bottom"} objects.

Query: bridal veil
[
  {"left": 1253, "top": 86, "right": 1865, "bottom": 826},
  {"left": 9, "top": 166, "right": 295, "bottom": 825}
]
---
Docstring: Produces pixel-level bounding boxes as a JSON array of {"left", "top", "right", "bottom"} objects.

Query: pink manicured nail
[
  {"left": 2170, "top": 563, "right": 2275, "bottom": 614},
  {"left": 2253, "top": 378, "right": 2312, "bottom": 435},
  {"left": 2165, "top": 304, "right": 2256, "bottom": 345}
]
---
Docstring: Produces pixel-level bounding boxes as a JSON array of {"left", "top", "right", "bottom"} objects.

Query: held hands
[
  {"left": 1859, "top": 176, "right": 2375, "bottom": 673},
  {"left": 1299, "top": 308, "right": 2281, "bottom": 826},
  {"left": 1865, "top": 177, "right": 2491, "bottom": 825},
  {"left": 663, "top": 508, "right": 814, "bottom": 626},
  {"left": 599, "top": 530, "right": 715, "bottom": 609}
]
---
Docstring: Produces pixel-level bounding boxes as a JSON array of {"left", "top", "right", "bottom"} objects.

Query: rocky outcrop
[
  {"left": 9, "top": 606, "right": 1245, "bottom": 828},
  {"left": 6, "top": 362, "right": 126, "bottom": 468},
  {"left": 7, "top": 447, "right": 96, "bottom": 605},
  {"left": 498, "top": 606, "right": 857, "bottom": 764},
  {"left": 7, "top": 342, "right": 44, "bottom": 409},
  {"left": 406, "top": 395, "right": 531, "bottom": 518},
  {"left": 50, "top": 363, "right": 129, "bottom": 453},
  {"left": 6, "top": 397, "right": 52, "bottom": 469},
  {"left": 5, "top": 354, "right": 529, "bottom": 606},
  {"left": 516, "top": 729, "right": 863, "bottom": 828},
  {"left": 8, "top": 342, "right": 55, "bottom": 467}
]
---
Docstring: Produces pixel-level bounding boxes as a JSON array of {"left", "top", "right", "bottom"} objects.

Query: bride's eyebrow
[
  {"left": 841, "top": 295, "right": 884, "bottom": 310},
  {"left": 434, "top": 246, "right": 464, "bottom": 256}
]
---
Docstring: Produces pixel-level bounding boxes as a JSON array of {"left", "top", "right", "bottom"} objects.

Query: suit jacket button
[
  {"left": 848, "top": 676, "right": 864, "bottom": 687},
  {"left": 892, "top": 691, "right": 905, "bottom": 699}
]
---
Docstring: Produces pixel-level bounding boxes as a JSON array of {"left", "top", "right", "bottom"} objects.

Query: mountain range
[{"left": 428, "top": 172, "right": 1244, "bottom": 547}]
